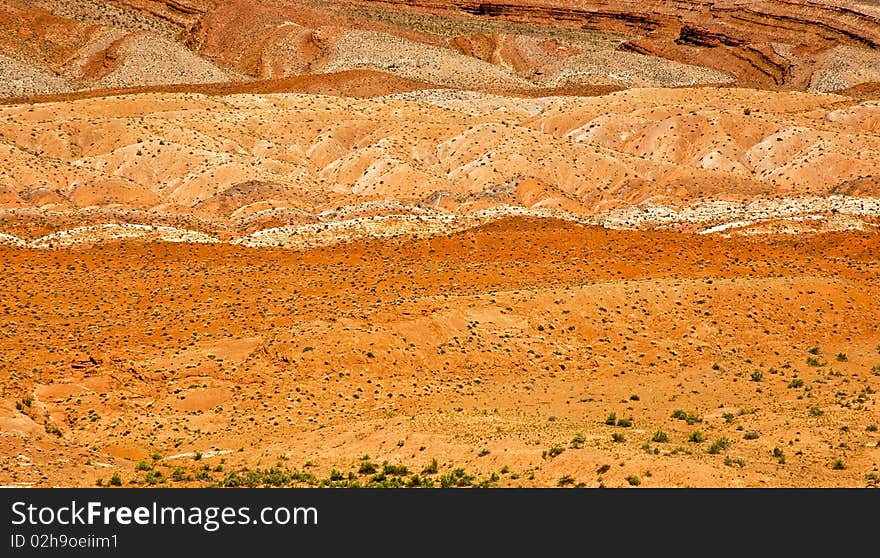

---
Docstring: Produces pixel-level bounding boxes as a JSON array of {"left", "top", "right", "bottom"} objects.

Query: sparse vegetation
[
  {"left": 422, "top": 459, "right": 438, "bottom": 475},
  {"left": 707, "top": 437, "right": 731, "bottom": 454},
  {"left": 651, "top": 430, "right": 669, "bottom": 443},
  {"left": 773, "top": 447, "right": 785, "bottom": 464},
  {"left": 2, "top": 118, "right": 879, "bottom": 493},
  {"left": 672, "top": 409, "right": 702, "bottom": 425},
  {"left": 557, "top": 475, "right": 575, "bottom": 487},
  {"left": 543, "top": 446, "right": 565, "bottom": 459}
]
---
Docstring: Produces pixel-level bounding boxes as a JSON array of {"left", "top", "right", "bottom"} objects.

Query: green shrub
[
  {"left": 612, "top": 432, "right": 626, "bottom": 443},
  {"left": 773, "top": 447, "right": 785, "bottom": 464},
  {"left": 109, "top": 472, "right": 122, "bottom": 487},
  {"left": 557, "top": 475, "right": 575, "bottom": 487},
  {"left": 440, "top": 468, "right": 474, "bottom": 488},
  {"left": 708, "top": 437, "right": 731, "bottom": 454},
  {"left": 382, "top": 463, "right": 408, "bottom": 476},
  {"left": 672, "top": 409, "right": 702, "bottom": 425},
  {"left": 145, "top": 470, "right": 163, "bottom": 485},
  {"left": 626, "top": 475, "right": 641, "bottom": 486},
  {"left": 651, "top": 430, "right": 669, "bottom": 443},
  {"left": 544, "top": 446, "right": 565, "bottom": 459},
  {"left": 195, "top": 468, "right": 213, "bottom": 482},
  {"left": 421, "top": 458, "right": 438, "bottom": 475},
  {"left": 689, "top": 431, "right": 706, "bottom": 443}
]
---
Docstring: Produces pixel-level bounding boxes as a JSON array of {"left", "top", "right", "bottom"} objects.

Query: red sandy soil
[{"left": 1, "top": 218, "right": 878, "bottom": 487}]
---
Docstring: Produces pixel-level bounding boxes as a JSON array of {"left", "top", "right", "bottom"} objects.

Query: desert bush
[
  {"left": 708, "top": 437, "right": 731, "bottom": 454},
  {"left": 651, "top": 430, "right": 669, "bottom": 443},
  {"left": 421, "top": 458, "right": 438, "bottom": 475}
]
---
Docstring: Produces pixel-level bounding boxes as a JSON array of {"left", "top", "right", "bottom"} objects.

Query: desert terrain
[{"left": 0, "top": 0, "right": 879, "bottom": 488}]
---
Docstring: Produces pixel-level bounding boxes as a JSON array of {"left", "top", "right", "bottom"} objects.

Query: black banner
[{"left": 0, "top": 488, "right": 872, "bottom": 555}]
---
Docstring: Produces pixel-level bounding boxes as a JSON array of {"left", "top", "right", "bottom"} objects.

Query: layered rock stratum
[
  {"left": 6, "top": 0, "right": 880, "bottom": 100},
  {"left": 1, "top": 86, "right": 879, "bottom": 244}
]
